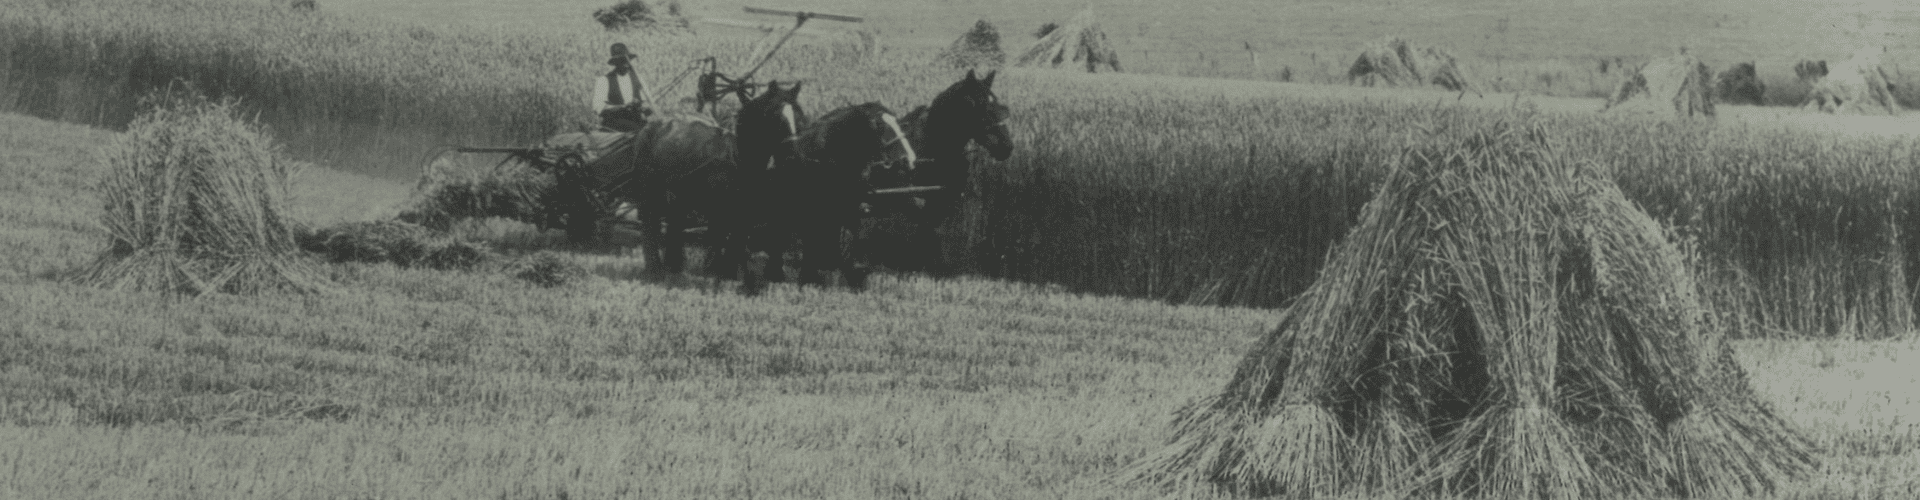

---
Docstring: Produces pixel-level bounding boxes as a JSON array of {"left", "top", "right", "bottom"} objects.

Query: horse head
[
  {"left": 736, "top": 80, "right": 807, "bottom": 171},
  {"left": 938, "top": 69, "right": 1013, "bottom": 162}
]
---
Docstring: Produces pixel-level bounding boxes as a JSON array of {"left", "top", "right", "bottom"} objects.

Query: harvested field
[
  {"left": 2, "top": 0, "right": 1920, "bottom": 497},
  {"left": 8, "top": 0, "right": 1920, "bottom": 338},
  {"left": 2, "top": 109, "right": 1918, "bottom": 499}
]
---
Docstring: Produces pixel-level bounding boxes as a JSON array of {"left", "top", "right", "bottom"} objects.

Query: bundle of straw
[
  {"left": 1012, "top": 8, "right": 1121, "bottom": 73},
  {"left": 935, "top": 19, "right": 1007, "bottom": 69},
  {"left": 1346, "top": 37, "right": 1476, "bottom": 93},
  {"left": 73, "top": 90, "right": 327, "bottom": 295},
  {"left": 1602, "top": 53, "right": 1717, "bottom": 118},
  {"left": 1123, "top": 121, "right": 1816, "bottom": 498},
  {"left": 296, "top": 220, "right": 491, "bottom": 270},
  {"left": 398, "top": 156, "right": 562, "bottom": 232}
]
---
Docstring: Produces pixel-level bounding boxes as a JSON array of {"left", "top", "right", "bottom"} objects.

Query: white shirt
[{"left": 590, "top": 69, "right": 651, "bottom": 111}]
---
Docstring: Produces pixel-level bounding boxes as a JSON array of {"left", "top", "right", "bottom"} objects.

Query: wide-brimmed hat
[{"left": 608, "top": 43, "right": 637, "bottom": 65}]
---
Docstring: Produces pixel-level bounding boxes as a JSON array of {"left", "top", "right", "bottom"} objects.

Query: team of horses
[{"left": 586, "top": 69, "right": 1012, "bottom": 294}]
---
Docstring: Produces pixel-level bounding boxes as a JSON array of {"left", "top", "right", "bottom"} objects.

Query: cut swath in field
[
  {"left": 296, "top": 220, "right": 490, "bottom": 270},
  {"left": 71, "top": 90, "right": 328, "bottom": 295},
  {"left": 1122, "top": 121, "right": 1817, "bottom": 498}
]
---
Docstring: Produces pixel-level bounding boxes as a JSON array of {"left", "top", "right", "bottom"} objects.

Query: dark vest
[{"left": 606, "top": 71, "right": 627, "bottom": 106}]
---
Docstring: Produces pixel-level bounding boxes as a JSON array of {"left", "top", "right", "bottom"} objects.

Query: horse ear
[
  {"left": 981, "top": 70, "right": 996, "bottom": 88},
  {"left": 765, "top": 80, "right": 783, "bottom": 97},
  {"left": 964, "top": 69, "right": 978, "bottom": 82},
  {"left": 787, "top": 81, "right": 803, "bottom": 99}
]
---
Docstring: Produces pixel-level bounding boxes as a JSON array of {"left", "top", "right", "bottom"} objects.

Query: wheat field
[
  {"left": 11, "top": 0, "right": 1920, "bottom": 335},
  {"left": 3, "top": 0, "right": 1920, "bottom": 496},
  {"left": 1, "top": 109, "right": 1917, "bottom": 498}
]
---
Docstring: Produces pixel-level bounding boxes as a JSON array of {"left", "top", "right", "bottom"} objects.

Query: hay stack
[
  {"left": 1123, "top": 122, "right": 1816, "bottom": 499},
  {"left": 1602, "top": 53, "right": 1715, "bottom": 117},
  {"left": 1794, "top": 59, "right": 1828, "bottom": 82},
  {"left": 1345, "top": 37, "right": 1476, "bottom": 92},
  {"left": 73, "top": 91, "right": 327, "bottom": 296},
  {"left": 1012, "top": 8, "right": 1120, "bottom": 72},
  {"left": 827, "top": 29, "right": 883, "bottom": 61},
  {"left": 1715, "top": 61, "right": 1766, "bottom": 105},
  {"left": 935, "top": 20, "right": 1006, "bottom": 69},
  {"left": 592, "top": 0, "right": 693, "bottom": 34},
  {"left": 1804, "top": 48, "right": 1899, "bottom": 115}
]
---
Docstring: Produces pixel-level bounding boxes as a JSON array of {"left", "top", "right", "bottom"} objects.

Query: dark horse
[
  {"left": 541, "top": 111, "right": 733, "bottom": 278},
  {"left": 725, "top": 81, "right": 917, "bottom": 293},
  {"left": 885, "top": 69, "right": 1014, "bottom": 276},
  {"left": 707, "top": 80, "right": 805, "bottom": 288}
]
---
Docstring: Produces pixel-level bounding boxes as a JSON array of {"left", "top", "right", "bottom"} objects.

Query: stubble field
[
  {"left": 1, "top": 110, "right": 1918, "bottom": 498},
  {"left": 4, "top": 0, "right": 1920, "bottom": 497}
]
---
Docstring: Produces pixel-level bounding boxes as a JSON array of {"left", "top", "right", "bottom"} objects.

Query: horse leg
[
  {"left": 842, "top": 219, "right": 872, "bottom": 292},
  {"left": 730, "top": 226, "right": 773, "bottom": 296},
  {"left": 661, "top": 209, "right": 688, "bottom": 274},
  {"left": 744, "top": 221, "right": 782, "bottom": 285},
  {"left": 563, "top": 200, "right": 599, "bottom": 246},
  {"left": 701, "top": 221, "right": 736, "bottom": 278},
  {"left": 903, "top": 222, "right": 938, "bottom": 274},
  {"left": 635, "top": 200, "right": 672, "bottom": 279},
  {"left": 797, "top": 220, "right": 838, "bottom": 287},
  {"left": 908, "top": 194, "right": 959, "bottom": 278},
  {"left": 559, "top": 173, "right": 601, "bottom": 246}
]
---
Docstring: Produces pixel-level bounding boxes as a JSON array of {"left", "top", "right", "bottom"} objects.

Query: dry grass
[
  {"left": 70, "top": 89, "right": 327, "bottom": 296},
  {"left": 1123, "top": 121, "right": 1816, "bottom": 498},
  {"left": 1805, "top": 48, "right": 1901, "bottom": 115},
  {"left": 1012, "top": 8, "right": 1121, "bottom": 72},
  {"left": 399, "top": 151, "right": 562, "bottom": 232},
  {"left": 935, "top": 19, "right": 1008, "bottom": 70},
  {"left": 1345, "top": 36, "right": 1476, "bottom": 92},
  {"left": 2, "top": 109, "right": 1918, "bottom": 500},
  {"left": 1602, "top": 52, "right": 1717, "bottom": 117},
  {"left": 6, "top": 0, "right": 1920, "bottom": 339}
]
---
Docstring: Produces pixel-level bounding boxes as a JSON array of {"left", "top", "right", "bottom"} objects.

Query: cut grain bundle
[
  {"left": 827, "top": 29, "right": 883, "bottom": 61},
  {"left": 296, "top": 220, "right": 491, "bottom": 270},
  {"left": 1121, "top": 121, "right": 1816, "bottom": 499},
  {"left": 1805, "top": 47, "right": 1899, "bottom": 115},
  {"left": 1012, "top": 8, "right": 1120, "bottom": 73},
  {"left": 1345, "top": 37, "right": 1476, "bottom": 93},
  {"left": 935, "top": 20, "right": 1006, "bottom": 70},
  {"left": 1714, "top": 61, "right": 1765, "bottom": 105},
  {"left": 1602, "top": 52, "right": 1716, "bottom": 117},
  {"left": 72, "top": 90, "right": 328, "bottom": 295},
  {"left": 592, "top": 0, "right": 693, "bottom": 34},
  {"left": 1794, "top": 59, "right": 1829, "bottom": 82},
  {"left": 398, "top": 154, "right": 564, "bottom": 233}
]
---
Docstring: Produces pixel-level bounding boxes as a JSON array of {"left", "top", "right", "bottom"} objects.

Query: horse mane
[
  {"left": 900, "top": 105, "right": 931, "bottom": 146},
  {"left": 915, "top": 76, "right": 999, "bottom": 156},
  {"left": 795, "top": 102, "right": 889, "bottom": 156}
]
